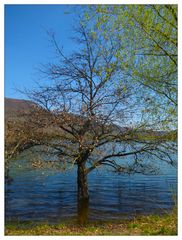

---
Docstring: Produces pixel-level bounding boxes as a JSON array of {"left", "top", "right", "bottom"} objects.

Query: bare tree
[{"left": 5, "top": 22, "right": 176, "bottom": 223}]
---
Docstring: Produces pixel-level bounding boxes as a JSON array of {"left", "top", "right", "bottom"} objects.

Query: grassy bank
[{"left": 5, "top": 209, "right": 177, "bottom": 236}]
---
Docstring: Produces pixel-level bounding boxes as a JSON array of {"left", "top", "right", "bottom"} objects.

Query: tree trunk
[
  {"left": 77, "top": 162, "right": 89, "bottom": 224},
  {"left": 77, "top": 162, "right": 89, "bottom": 200},
  {"left": 77, "top": 197, "right": 89, "bottom": 224}
]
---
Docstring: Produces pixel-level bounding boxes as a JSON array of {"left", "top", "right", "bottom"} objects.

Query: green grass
[{"left": 5, "top": 208, "right": 177, "bottom": 236}]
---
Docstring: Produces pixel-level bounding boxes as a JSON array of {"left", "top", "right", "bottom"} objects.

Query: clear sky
[{"left": 5, "top": 4, "right": 78, "bottom": 99}]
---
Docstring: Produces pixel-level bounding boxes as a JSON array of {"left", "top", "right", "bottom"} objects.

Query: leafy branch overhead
[{"left": 88, "top": 5, "right": 177, "bottom": 128}]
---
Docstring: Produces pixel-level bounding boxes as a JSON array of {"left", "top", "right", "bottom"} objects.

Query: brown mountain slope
[{"left": 5, "top": 98, "right": 34, "bottom": 119}]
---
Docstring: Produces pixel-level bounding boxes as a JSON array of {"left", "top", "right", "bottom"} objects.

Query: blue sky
[{"left": 5, "top": 4, "right": 78, "bottom": 99}]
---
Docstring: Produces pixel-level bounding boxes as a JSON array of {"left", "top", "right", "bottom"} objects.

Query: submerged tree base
[{"left": 5, "top": 209, "right": 177, "bottom": 236}]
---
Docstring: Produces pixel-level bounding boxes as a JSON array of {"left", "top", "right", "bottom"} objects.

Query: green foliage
[{"left": 86, "top": 5, "right": 177, "bottom": 129}]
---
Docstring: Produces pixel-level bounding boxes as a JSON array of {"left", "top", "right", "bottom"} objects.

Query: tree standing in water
[{"left": 5, "top": 10, "right": 177, "bottom": 223}]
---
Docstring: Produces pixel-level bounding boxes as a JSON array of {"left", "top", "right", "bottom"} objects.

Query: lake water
[{"left": 5, "top": 156, "right": 177, "bottom": 223}]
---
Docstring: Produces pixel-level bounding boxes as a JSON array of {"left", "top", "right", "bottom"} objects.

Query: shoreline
[{"left": 5, "top": 208, "right": 177, "bottom": 236}]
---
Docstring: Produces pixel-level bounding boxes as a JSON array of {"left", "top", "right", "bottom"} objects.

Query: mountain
[
  {"left": 5, "top": 97, "right": 176, "bottom": 140},
  {"left": 5, "top": 98, "right": 34, "bottom": 119}
]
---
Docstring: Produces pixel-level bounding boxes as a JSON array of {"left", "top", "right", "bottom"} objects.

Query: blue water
[{"left": 5, "top": 158, "right": 177, "bottom": 223}]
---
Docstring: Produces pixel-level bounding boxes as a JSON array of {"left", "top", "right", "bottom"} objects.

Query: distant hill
[
  {"left": 5, "top": 98, "right": 34, "bottom": 119},
  {"left": 5, "top": 97, "right": 177, "bottom": 141}
]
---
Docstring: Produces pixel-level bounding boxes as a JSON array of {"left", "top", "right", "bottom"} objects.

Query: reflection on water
[{"left": 5, "top": 159, "right": 177, "bottom": 223}]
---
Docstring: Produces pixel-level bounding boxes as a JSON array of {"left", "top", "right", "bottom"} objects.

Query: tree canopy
[{"left": 86, "top": 4, "right": 177, "bottom": 129}]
